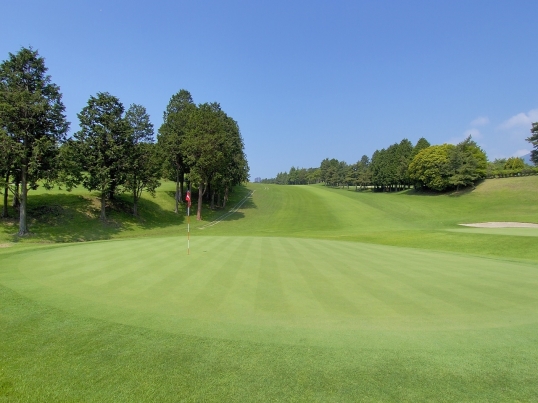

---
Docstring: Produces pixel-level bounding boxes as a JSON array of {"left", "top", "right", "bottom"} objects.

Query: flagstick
[{"left": 186, "top": 189, "right": 191, "bottom": 255}]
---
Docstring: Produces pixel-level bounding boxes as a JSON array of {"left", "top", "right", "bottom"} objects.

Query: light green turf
[
  {"left": 1, "top": 177, "right": 538, "bottom": 401},
  {"left": 447, "top": 227, "right": 538, "bottom": 237},
  {"left": 2, "top": 236, "right": 538, "bottom": 347},
  {"left": 204, "top": 178, "right": 538, "bottom": 260}
]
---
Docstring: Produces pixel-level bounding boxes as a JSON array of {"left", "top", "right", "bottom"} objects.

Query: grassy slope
[
  {"left": 208, "top": 177, "right": 538, "bottom": 260},
  {"left": 0, "top": 180, "right": 252, "bottom": 244},
  {"left": 1, "top": 177, "right": 538, "bottom": 402}
]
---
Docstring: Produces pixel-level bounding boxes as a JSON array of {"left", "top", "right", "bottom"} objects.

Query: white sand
[{"left": 459, "top": 222, "right": 538, "bottom": 228}]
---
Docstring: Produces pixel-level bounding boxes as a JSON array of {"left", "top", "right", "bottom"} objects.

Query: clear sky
[{"left": 2, "top": 1, "right": 537, "bottom": 179}]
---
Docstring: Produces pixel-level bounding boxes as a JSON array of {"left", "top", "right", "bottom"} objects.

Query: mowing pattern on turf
[{"left": 3, "top": 236, "right": 538, "bottom": 348}]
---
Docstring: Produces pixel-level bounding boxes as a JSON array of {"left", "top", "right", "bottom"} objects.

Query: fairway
[{"left": 2, "top": 179, "right": 538, "bottom": 401}]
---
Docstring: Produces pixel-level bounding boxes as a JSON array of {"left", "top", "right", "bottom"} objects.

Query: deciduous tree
[
  {"left": 504, "top": 157, "right": 525, "bottom": 170},
  {"left": 409, "top": 137, "right": 486, "bottom": 192},
  {"left": 408, "top": 144, "right": 454, "bottom": 191}
]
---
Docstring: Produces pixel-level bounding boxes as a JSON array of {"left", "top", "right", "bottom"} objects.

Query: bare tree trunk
[
  {"left": 133, "top": 190, "right": 138, "bottom": 216},
  {"left": 210, "top": 189, "right": 215, "bottom": 210},
  {"left": 179, "top": 171, "right": 184, "bottom": 205},
  {"left": 223, "top": 187, "right": 228, "bottom": 209},
  {"left": 196, "top": 185, "right": 204, "bottom": 220},
  {"left": 205, "top": 182, "right": 211, "bottom": 202},
  {"left": 100, "top": 192, "right": 107, "bottom": 221},
  {"left": 2, "top": 172, "right": 8, "bottom": 218},
  {"left": 12, "top": 181, "right": 19, "bottom": 208},
  {"left": 174, "top": 170, "right": 180, "bottom": 214},
  {"left": 217, "top": 192, "right": 221, "bottom": 208},
  {"left": 2, "top": 186, "right": 8, "bottom": 218},
  {"left": 18, "top": 164, "right": 28, "bottom": 235}
]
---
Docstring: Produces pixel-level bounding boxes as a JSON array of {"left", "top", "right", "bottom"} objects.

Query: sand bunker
[{"left": 459, "top": 222, "right": 538, "bottom": 228}]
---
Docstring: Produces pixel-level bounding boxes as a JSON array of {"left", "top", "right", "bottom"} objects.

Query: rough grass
[{"left": 1, "top": 177, "right": 538, "bottom": 401}]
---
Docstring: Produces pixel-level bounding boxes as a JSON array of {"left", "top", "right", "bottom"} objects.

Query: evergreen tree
[
  {"left": 0, "top": 128, "right": 21, "bottom": 218},
  {"left": 0, "top": 47, "right": 69, "bottom": 234},
  {"left": 396, "top": 139, "right": 414, "bottom": 189},
  {"left": 357, "top": 155, "right": 371, "bottom": 189},
  {"left": 74, "top": 92, "right": 132, "bottom": 221},
  {"left": 526, "top": 122, "right": 538, "bottom": 165},
  {"left": 124, "top": 104, "right": 160, "bottom": 216},
  {"left": 183, "top": 102, "right": 248, "bottom": 220},
  {"left": 412, "top": 137, "right": 431, "bottom": 159},
  {"left": 157, "top": 90, "right": 195, "bottom": 213}
]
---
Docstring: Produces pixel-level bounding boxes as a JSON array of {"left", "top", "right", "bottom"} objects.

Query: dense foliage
[
  {"left": 408, "top": 136, "right": 487, "bottom": 191},
  {"left": 0, "top": 47, "right": 249, "bottom": 230},
  {"left": 182, "top": 102, "right": 248, "bottom": 219},
  {"left": 73, "top": 92, "right": 133, "bottom": 220},
  {"left": 526, "top": 122, "right": 538, "bottom": 165},
  {"left": 157, "top": 89, "right": 195, "bottom": 213},
  {"left": 0, "top": 47, "right": 69, "bottom": 234},
  {"left": 267, "top": 131, "right": 537, "bottom": 192}
]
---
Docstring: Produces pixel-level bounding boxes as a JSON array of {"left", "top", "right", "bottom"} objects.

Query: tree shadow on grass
[
  {"left": 197, "top": 188, "right": 257, "bottom": 226},
  {"left": 402, "top": 182, "right": 481, "bottom": 198},
  {"left": 2, "top": 192, "right": 185, "bottom": 243},
  {"left": 166, "top": 185, "right": 257, "bottom": 211},
  {"left": 126, "top": 195, "right": 185, "bottom": 230},
  {"left": 1, "top": 185, "right": 256, "bottom": 243}
]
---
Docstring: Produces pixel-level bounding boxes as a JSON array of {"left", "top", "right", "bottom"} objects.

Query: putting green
[{"left": 2, "top": 236, "right": 538, "bottom": 348}]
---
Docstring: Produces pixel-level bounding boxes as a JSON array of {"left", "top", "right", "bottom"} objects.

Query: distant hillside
[{"left": 522, "top": 153, "right": 534, "bottom": 165}]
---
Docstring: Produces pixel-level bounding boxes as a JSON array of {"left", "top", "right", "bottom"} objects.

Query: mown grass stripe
[
  {"left": 185, "top": 237, "right": 251, "bottom": 316},
  {"left": 163, "top": 236, "right": 234, "bottom": 304},
  {"left": 282, "top": 238, "right": 362, "bottom": 316},
  {"left": 255, "top": 237, "right": 289, "bottom": 315}
]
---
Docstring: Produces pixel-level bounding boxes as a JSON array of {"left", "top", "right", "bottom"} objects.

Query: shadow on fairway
[
  {"left": 402, "top": 184, "right": 479, "bottom": 197},
  {"left": 6, "top": 193, "right": 184, "bottom": 243}
]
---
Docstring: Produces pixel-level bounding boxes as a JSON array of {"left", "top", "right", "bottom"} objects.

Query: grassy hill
[
  {"left": 1, "top": 177, "right": 538, "bottom": 401},
  {"left": 208, "top": 177, "right": 538, "bottom": 260}
]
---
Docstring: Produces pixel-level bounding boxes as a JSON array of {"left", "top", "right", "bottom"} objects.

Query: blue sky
[{"left": 2, "top": 1, "right": 537, "bottom": 179}]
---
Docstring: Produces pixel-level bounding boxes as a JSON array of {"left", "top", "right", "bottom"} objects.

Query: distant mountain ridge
[{"left": 522, "top": 153, "right": 534, "bottom": 165}]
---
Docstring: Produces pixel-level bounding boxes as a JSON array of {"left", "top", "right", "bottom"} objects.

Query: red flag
[{"left": 186, "top": 191, "right": 191, "bottom": 206}]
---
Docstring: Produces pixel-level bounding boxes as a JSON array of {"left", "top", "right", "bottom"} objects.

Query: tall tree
[
  {"left": 124, "top": 104, "right": 160, "bottom": 216},
  {"left": 448, "top": 143, "right": 479, "bottom": 190},
  {"left": 357, "top": 155, "right": 371, "bottom": 189},
  {"left": 0, "top": 47, "right": 69, "bottom": 235},
  {"left": 157, "top": 90, "right": 195, "bottom": 213},
  {"left": 337, "top": 161, "right": 348, "bottom": 188},
  {"left": 320, "top": 158, "right": 339, "bottom": 186},
  {"left": 182, "top": 102, "right": 248, "bottom": 220},
  {"left": 526, "top": 122, "right": 538, "bottom": 165},
  {"left": 409, "top": 138, "right": 486, "bottom": 192},
  {"left": 0, "top": 128, "right": 20, "bottom": 217},
  {"left": 412, "top": 137, "right": 431, "bottom": 159},
  {"left": 408, "top": 144, "right": 454, "bottom": 191},
  {"left": 209, "top": 116, "right": 248, "bottom": 208},
  {"left": 74, "top": 92, "right": 131, "bottom": 221}
]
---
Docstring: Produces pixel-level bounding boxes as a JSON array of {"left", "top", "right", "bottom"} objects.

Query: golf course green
[{"left": 1, "top": 177, "right": 538, "bottom": 401}]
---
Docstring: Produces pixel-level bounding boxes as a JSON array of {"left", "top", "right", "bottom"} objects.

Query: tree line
[
  {"left": 0, "top": 47, "right": 249, "bottom": 235},
  {"left": 265, "top": 134, "right": 537, "bottom": 191}
]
